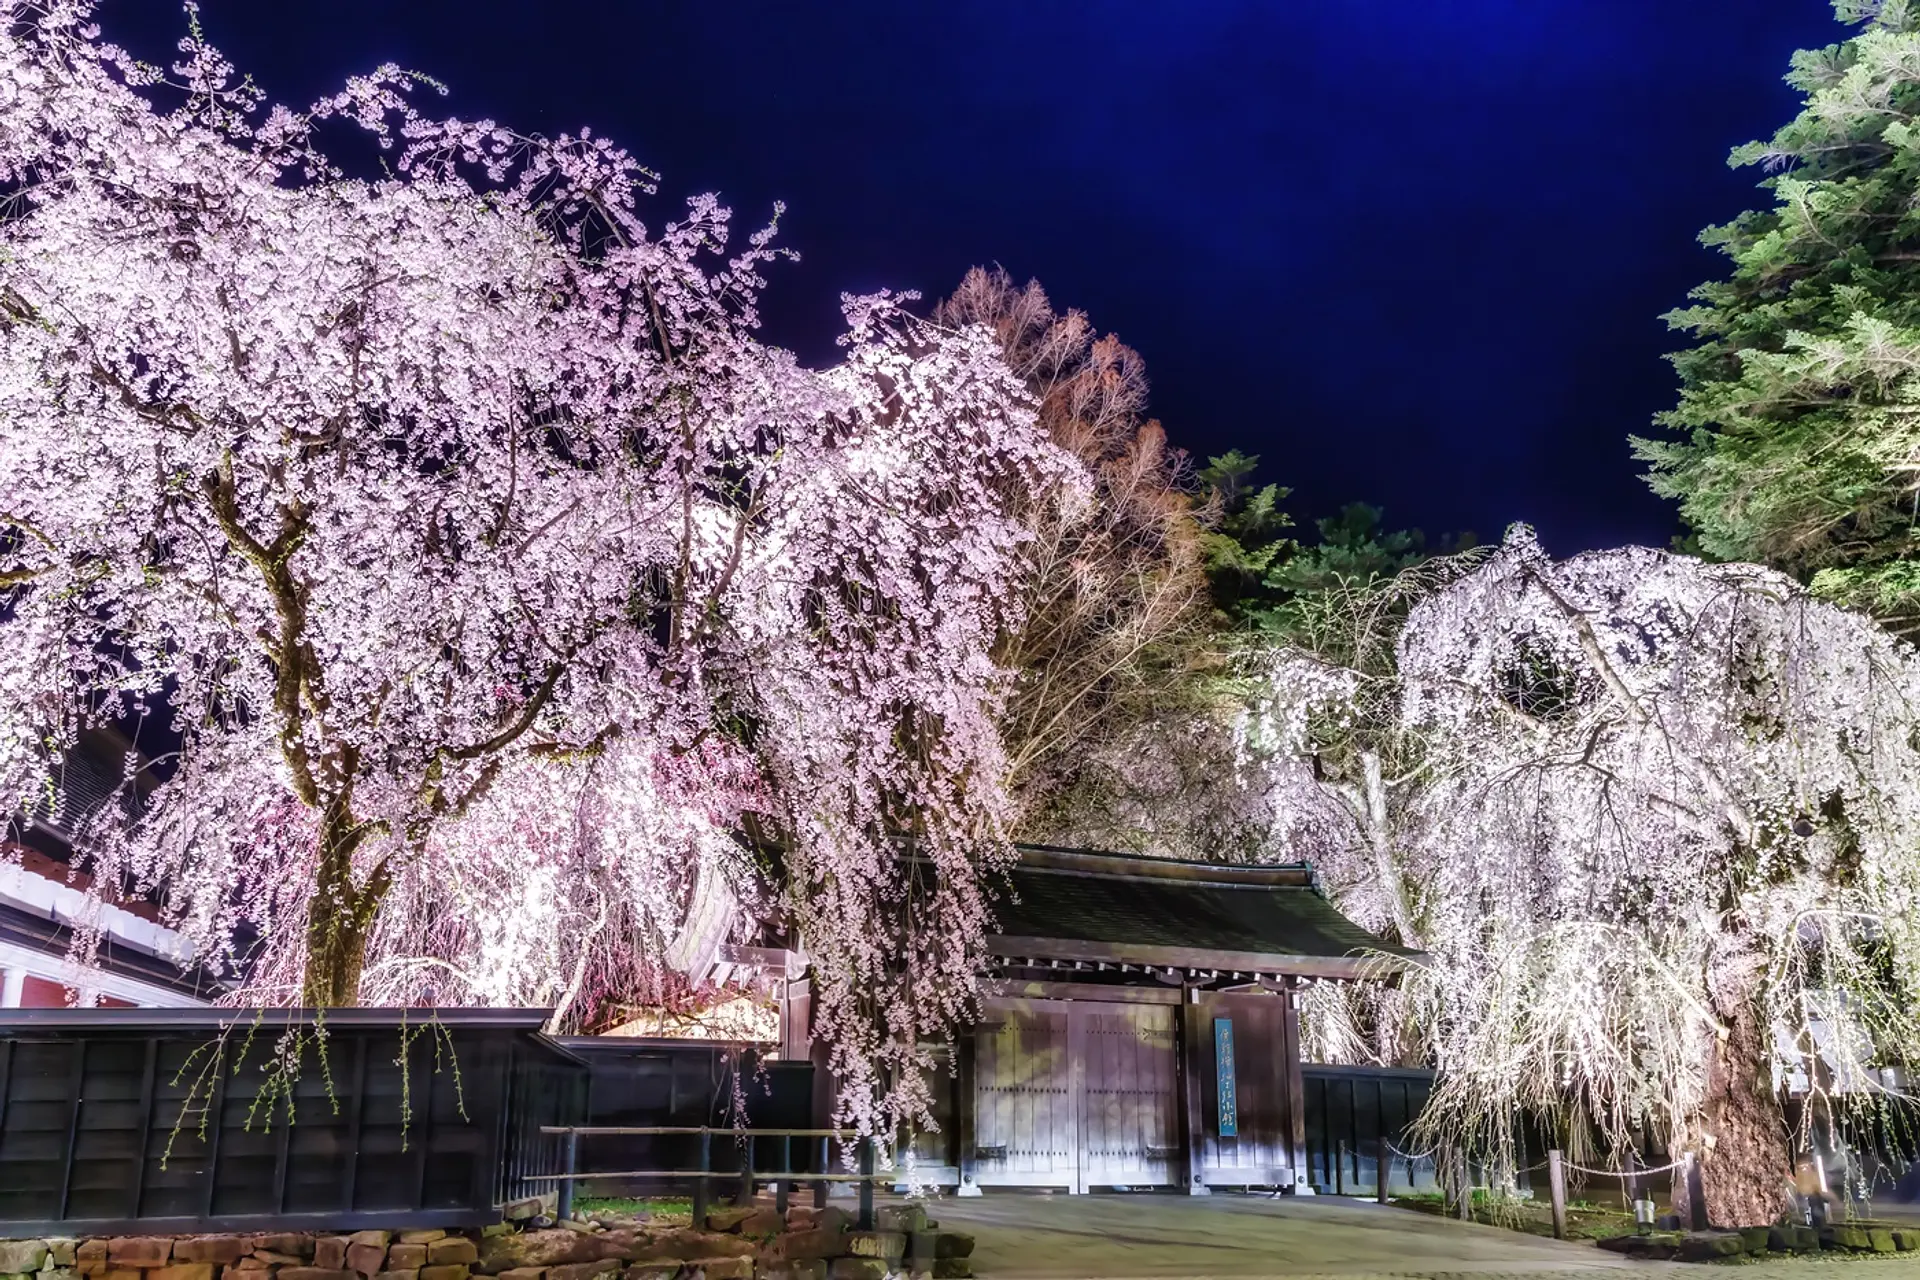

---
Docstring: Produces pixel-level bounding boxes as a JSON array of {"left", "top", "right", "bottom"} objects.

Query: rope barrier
[
  {"left": 1559, "top": 1155, "right": 1689, "bottom": 1178},
  {"left": 1383, "top": 1140, "right": 1440, "bottom": 1162},
  {"left": 1378, "top": 1141, "right": 1688, "bottom": 1181}
]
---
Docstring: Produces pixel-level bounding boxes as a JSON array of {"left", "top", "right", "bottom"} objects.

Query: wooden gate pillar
[
  {"left": 1279, "top": 979, "right": 1308, "bottom": 1191},
  {"left": 955, "top": 1029, "right": 981, "bottom": 1195},
  {"left": 1177, "top": 991, "right": 1210, "bottom": 1194}
]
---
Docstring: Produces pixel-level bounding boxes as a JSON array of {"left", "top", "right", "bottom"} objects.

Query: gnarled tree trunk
[{"left": 1675, "top": 954, "right": 1795, "bottom": 1227}]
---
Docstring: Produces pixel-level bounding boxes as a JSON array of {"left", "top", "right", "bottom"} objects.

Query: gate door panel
[
  {"left": 1077, "top": 1004, "right": 1178, "bottom": 1189},
  {"left": 974, "top": 998, "right": 1179, "bottom": 1191},
  {"left": 972, "top": 1000, "right": 1076, "bottom": 1188}
]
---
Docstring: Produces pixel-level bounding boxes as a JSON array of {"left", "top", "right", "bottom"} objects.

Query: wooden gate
[{"left": 973, "top": 998, "right": 1177, "bottom": 1192}]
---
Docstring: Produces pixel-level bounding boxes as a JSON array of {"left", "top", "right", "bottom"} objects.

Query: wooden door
[
  {"left": 1077, "top": 1003, "right": 1179, "bottom": 1189},
  {"left": 972, "top": 999, "right": 1077, "bottom": 1188},
  {"left": 972, "top": 997, "right": 1179, "bottom": 1191}
]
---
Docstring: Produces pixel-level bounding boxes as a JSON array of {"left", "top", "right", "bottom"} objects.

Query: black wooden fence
[
  {"left": 0, "top": 1008, "right": 585, "bottom": 1236},
  {"left": 1301, "top": 1063, "right": 1442, "bottom": 1196},
  {"left": 551, "top": 1037, "right": 814, "bottom": 1197}
]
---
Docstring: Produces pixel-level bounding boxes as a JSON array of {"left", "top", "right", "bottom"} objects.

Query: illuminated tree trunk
[
  {"left": 1676, "top": 958, "right": 1794, "bottom": 1227},
  {"left": 299, "top": 795, "right": 388, "bottom": 1007}
]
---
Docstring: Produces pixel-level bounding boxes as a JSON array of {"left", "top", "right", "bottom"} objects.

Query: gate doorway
[{"left": 971, "top": 997, "right": 1179, "bottom": 1193}]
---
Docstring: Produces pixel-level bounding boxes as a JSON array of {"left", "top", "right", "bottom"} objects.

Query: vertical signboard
[{"left": 1214, "top": 1017, "right": 1238, "bottom": 1137}]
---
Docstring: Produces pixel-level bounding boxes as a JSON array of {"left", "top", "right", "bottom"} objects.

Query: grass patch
[
  {"left": 1388, "top": 1191, "right": 1636, "bottom": 1240},
  {"left": 574, "top": 1195, "right": 694, "bottom": 1224}
]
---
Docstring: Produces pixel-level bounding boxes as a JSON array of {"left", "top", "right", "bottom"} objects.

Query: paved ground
[{"left": 926, "top": 1192, "right": 1920, "bottom": 1279}]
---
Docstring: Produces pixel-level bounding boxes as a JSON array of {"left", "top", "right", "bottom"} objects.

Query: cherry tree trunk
[
  {"left": 1677, "top": 979, "right": 1794, "bottom": 1227},
  {"left": 299, "top": 802, "right": 383, "bottom": 1007}
]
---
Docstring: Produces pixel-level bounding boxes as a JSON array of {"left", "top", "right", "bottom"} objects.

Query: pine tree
[{"left": 1640, "top": 0, "right": 1920, "bottom": 632}]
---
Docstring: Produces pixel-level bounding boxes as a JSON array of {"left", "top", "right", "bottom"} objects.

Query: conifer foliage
[{"left": 1645, "top": 0, "right": 1920, "bottom": 632}]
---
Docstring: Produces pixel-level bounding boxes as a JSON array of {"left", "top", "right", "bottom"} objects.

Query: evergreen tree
[
  {"left": 1197, "top": 451, "right": 1462, "bottom": 635},
  {"left": 1196, "top": 449, "right": 1296, "bottom": 621},
  {"left": 1640, "top": 1, "right": 1920, "bottom": 632}
]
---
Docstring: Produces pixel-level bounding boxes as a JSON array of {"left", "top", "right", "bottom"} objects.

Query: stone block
[
  {"left": 347, "top": 1244, "right": 389, "bottom": 1278},
  {"left": 374, "top": 1272, "right": 420, "bottom": 1280},
  {"left": 424, "top": 1244, "right": 475, "bottom": 1269},
  {"left": 48, "top": 1242, "right": 79, "bottom": 1268},
  {"left": 101, "top": 1271, "right": 142, "bottom": 1280},
  {"left": 498, "top": 1270, "right": 548, "bottom": 1280},
  {"left": 107, "top": 1243, "right": 171, "bottom": 1269},
  {"left": 45, "top": 1268, "right": 79, "bottom": 1280},
  {"left": 543, "top": 1264, "right": 614, "bottom": 1280},
  {"left": 395, "top": 1237, "right": 443, "bottom": 1249},
  {"left": 252, "top": 1254, "right": 304, "bottom": 1268},
  {"left": 278, "top": 1271, "right": 355, "bottom": 1280},
  {"left": 875, "top": 1205, "right": 928, "bottom": 1235},
  {"left": 788, "top": 1208, "right": 848, "bottom": 1235},
  {"left": 1676, "top": 1231, "right": 1747, "bottom": 1262},
  {"left": 477, "top": 1231, "right": 607, "bottom": 1276},
  {"left": 1825, "top": 1223, "right": 1872, "bottom": 1250},
  {"left": 1870, "top": 1227, "right": 1898, "bottom": 1253},
  {"left": 755, "top": 1265, "right": 824, "bottom": 1280},
  {"left": 249, "top": 1241, "right": 311, "bottom": 1262},
  {"left": 827, "top": 1262, "right": 887, "bottom": 1280},
  {"left": 701, "top": 1210, "right": 756, "bottom": 1235},
  {"left": 843, "top": 1233, "right": 904, "bottom": 1263},
  {"left": 907, "top": 1233, "right": 970, "bottom": 1262},
  {"left": 174, "top": 1242, "right": 247, "bottom": 1269},
  {"left": 0, "top": 1246, "right": 48, "bottom": 1275},
  {"left": 345, "top": 1239, "right": 388, "bottom": 1255},
  {"left": 477, "top": 1231, "right": 509, "bottom": 1243},
  {"left": 618, "top": 1268, "right": 680, "bottom": 1280},
  {"left": 384, "top": 1248, "right": 426, "bottom": 1272},
  {"left": 151, "top": 1265, "right": 215, "bottom": 1280},
  {"left": 314, "top": 1242, "right": 350, "bottom": 1272},
  {"left": 772, "top": 1230, "right": 846, "bottom": 1263},
  {"left": 418, "top": 1267, "right": 469, "bottom": 1280},
  {"left": 222, "top": 1266, "right": 264, "bottom": 1280},
  {"left": 624, "top": 1234, "right": 752, "bottom": 1265},
  {"left": 1894, "top": 1228, "right": 1920, "bottom": 1251},
  {"left": 929, "top": 1261, "right": 971, "bottom": 1280},
  {"left": 737, "top": 1209, "right": 784, "bottom": 1237},
  {"left": 76, "top": 1247, "right": 106, "bottom": 1266}
]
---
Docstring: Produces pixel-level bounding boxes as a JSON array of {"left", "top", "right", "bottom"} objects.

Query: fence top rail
[
  {"left": 522, "top": 1170, "right": 898, "bottom": 1183},
  {"left": 539, "top": 1126, "right": 865, "bottom": 1138}
]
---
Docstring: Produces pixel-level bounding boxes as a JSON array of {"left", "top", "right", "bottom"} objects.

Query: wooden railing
[{"left": 531, "top": 1126, "right": 892, "bottom": 1229}]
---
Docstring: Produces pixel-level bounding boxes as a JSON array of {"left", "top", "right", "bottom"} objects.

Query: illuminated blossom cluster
[
  {"left": 0, "top": 1, "right": 1076, "bottom": 1128},
  {"left": 1256, "top": 527, "right": 1920, "bottom": 1223}
]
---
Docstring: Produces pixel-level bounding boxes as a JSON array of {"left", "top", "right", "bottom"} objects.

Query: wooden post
[
  {"left": 555, "top": 1129, "right": 578, "bottom": 1224},
  {"left": 1547, "top": 1149, "right": 1567, "bottom": 1240},
  {"left": 857, "top": 1136, "right": 875, "bottom": 1230},
  {"left": 692, "top": 1128, "right": 711, "bottom": 1228},
  {"left": 776, "top": 1135, "right": 791, "bottom": 1215},
  {"left": 1376, "top": 1141, "right": 1391, "bottom": 1204}
]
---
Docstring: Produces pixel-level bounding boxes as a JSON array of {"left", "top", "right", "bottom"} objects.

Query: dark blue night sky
[{"left": 104, "top": 1, "right": 1846, "bottom": 555}]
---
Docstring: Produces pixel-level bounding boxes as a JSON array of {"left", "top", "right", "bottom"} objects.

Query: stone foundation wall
[{"left": 0, "top": 1203, "right": 975, "bottom": 1280}]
